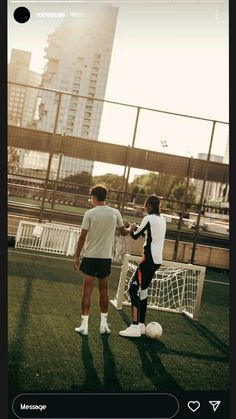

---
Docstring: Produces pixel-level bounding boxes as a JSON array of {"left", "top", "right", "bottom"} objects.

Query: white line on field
[
  {"left": 204, "top": 279, "right": 229, "bottom": 285},
  {"left": 8, "top": 249, "right": 229, "bottom": 285}
]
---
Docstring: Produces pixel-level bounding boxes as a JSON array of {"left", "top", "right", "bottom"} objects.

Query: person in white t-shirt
[
  {"left": 74, "top": 185, "right": 131, "bottom": 336},
  {"left": 119, "top": 194, "right": 166, "bottom": 338}
]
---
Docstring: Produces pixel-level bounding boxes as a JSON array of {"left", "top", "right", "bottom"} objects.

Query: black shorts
[{"left": 80, "top": 257, "right": 112, "bottom": 278}]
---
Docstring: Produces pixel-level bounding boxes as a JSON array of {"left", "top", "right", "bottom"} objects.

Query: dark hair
[
  {"left": 90, "top": 185, "right": 108, "bottom": 201},
  {"left": 144, "top": 194, "right": 160, "bottom": 215}
]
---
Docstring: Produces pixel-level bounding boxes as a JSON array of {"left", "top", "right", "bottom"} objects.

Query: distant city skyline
[{"left": 8, "top": 1, "right": 229, "bottom": 179}]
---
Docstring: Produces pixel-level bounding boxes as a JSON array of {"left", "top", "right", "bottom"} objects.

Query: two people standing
[{"left": 74, "top": 185, "right": 166, "bottom": 337}]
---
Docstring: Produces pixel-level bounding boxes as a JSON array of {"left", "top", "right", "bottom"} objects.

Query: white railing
[
  {"left": 15, "top": 221, "right": 129, "bottom": 261},
  {"left": 15, "top": 221, "right": 81, "bottom": 256}
]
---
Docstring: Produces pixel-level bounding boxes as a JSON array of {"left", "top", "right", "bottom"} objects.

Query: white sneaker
[
  {"left": 100, "top": 322, "right": 111, "bottom": 334},
  {"left": 74, "top": 324, "right": 88, "bottom": 335},
  {"left": 119, "top": 324, "right": 141, "bottom": 337},
  {"left": 139, "top": 323, "right": 146, "bottom": 335}
]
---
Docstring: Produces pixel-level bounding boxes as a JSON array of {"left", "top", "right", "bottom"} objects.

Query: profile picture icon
[{"left": 13, "top": 7, "right": 30, "bottom": 24}]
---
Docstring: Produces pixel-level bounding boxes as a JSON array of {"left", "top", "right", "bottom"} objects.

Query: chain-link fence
[{"left": 8, "top": 82, "right": 229, "bottom": 265}]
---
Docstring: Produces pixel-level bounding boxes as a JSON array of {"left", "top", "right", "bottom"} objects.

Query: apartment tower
[
  {"left": 8, "top": 49, "right": 41, "bottom": 127},
  {"left": 36, "top": 5, "right": 118, "bottom": 178}
]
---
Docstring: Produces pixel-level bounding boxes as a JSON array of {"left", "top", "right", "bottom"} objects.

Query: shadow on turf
[
  {"left": 183, "top": 316, "right": 229, "bottom": 358},
  {"left": 8, "top": 278, "right": 33, "bottom": 391},
  {"left": 118, "top": 310, "right": 228, "bottom": 368},
  {"left": 71, "top": 335, "right": 122, "bottom": 391},
  {"left": 101, "top": 335, "right": 122, "bottom": 391},
  {"left": 71, "top": 335, "right": 102, "bottom": 391},
  {"left": 118, "top": 311, "right": 183, "bottom": 391}
]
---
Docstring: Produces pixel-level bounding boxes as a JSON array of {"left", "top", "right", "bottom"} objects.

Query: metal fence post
[
  {"left": 38, "top": 92, "right": 62, "bottom": 222},
  {"left": 121, "top": 107, "right": 141, "bottom": 216},
  {"left": 173, "top": 157, "right": 193, "bottom": 261},
  {"left": 51, "top": 152, "right": 63, "bottom": 210},
  {"left": 190, "top": 121, "right": 216, "bottom": 264}
]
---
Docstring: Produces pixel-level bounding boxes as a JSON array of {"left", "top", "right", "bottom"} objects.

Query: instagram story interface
[{"left": 8, "top": 1, "right": 229, "bottom": 418}]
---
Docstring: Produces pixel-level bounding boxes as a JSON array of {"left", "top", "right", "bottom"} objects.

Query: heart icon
[{"left": 187, "top": 401, "right": 200, "bottom": 412}]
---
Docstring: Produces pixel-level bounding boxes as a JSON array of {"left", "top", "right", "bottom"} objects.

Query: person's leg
[
  {"left": 139, "top": 263, "right": 161, "bottom": 333},
  {"left": 129, "top": 270, "right": 140, "bottom": 324},
  {"left": 139, "top": 292, "right": 148, "bottom": 323},
  {"left": 98, "top": 276, "right": 109, "bottom": 313},
  {"left": 96, "top": 259, "right": 112, "bottom": 334},
  {"left": 119, "top": 269, "right": 141, "bottom": 337},
  {"left": 98, "top": 276, "right": 111, "bottom": 334},
  {"left": 75, "top": 274, "right": 94, "bottom": 335},
  {"left": 120, "top": 255, "right": 160, "bottom": 337},
  {"left": 81, "top": 274, "right": 95, "bottom": 314}
]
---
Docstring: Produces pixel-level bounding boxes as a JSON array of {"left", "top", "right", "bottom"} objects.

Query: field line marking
[{"left": 205, "top": 279, "right": 229, "bottom": 285}]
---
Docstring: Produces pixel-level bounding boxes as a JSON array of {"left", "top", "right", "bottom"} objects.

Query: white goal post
[{"left": 110, "top": 254, "right": 206, "bottom": 321}]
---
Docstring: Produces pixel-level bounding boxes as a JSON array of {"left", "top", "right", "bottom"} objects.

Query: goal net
[{"left": 110, "top": 254, "right": 206, "bottom": 320}]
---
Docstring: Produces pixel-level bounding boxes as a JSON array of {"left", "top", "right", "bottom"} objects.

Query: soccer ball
[{"left": 145, "top": 322, "right": 163, "bottom": 339}]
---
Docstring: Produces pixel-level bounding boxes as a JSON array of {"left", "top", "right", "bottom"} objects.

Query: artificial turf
[{"left": 8, "top": 250, "right": 229, "bottom": 393}]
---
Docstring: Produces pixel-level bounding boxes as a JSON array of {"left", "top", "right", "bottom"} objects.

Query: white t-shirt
[
  {"left": 130, "top": 214, "right": 166, "bottom": 264},
  {"left": 81, "top": 205, "right": 124, "bottom": 258}
]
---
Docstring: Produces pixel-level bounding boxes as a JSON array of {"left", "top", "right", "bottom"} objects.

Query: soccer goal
[{"left": 110, "top": 254, "right": 206, "bottom": 320}]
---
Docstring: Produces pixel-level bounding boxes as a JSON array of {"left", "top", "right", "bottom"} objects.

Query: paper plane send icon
[{"left": 209, "top": 401, "right": 221, "bottom": 412}]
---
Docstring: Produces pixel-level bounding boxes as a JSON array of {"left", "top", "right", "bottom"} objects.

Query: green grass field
[{"left": 8, "top": 249, "right": 229, "bottom": 393}]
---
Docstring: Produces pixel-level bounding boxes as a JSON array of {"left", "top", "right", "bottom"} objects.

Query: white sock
[
  {"left": 81, "top": 315, "right": 89, "bottom": 326},
  {"left": 100, "top": 312, "right": 108, "bottom": 323}
]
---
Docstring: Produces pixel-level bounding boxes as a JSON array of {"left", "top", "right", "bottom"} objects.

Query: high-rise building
[
  {"left": 197, "top": 153, "right": 224, "bottom": 164},
  {"left": 8, "top": 49, "right": 47, "bottom": 178},
  {"left": 36, "top": 5, "right": 118, "bottom": 178},
  {"left": 194, "top": 153, "right": 229, "bottom": 203},
  {"left": 8, "top": 49, "right": 41, "bottom": 127}
]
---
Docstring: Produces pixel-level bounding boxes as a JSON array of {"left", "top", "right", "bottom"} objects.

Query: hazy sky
[{"left": 8, "top": 0, "right": 229, "bottom": 178}]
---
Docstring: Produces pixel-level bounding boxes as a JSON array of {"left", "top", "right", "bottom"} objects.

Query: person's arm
[
  {"left": 119, "top": 225, "right": 131, "bottom": 236},
  {"left": 130, "top": 216, "right": 149, "bottom": 240},
  {"left": 116, "top": 215, "right": 132, "bottom": 236},
  {"left": 74, "top": 228, "right": 88, "bottom": 271}
]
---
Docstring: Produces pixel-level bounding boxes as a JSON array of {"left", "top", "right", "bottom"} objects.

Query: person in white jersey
[
  {"left": 119, "top": 194, "right": 166, "bottom": 338},
  {"left": 74, "top": 185, "right": 131, "bottom": 336}
]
